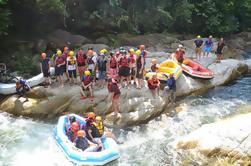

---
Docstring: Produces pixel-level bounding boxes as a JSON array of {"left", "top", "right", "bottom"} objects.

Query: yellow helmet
[
  {"left": 197, "top": 35, "right": 201, "bottom": 38},
  {"left": 129, "top": 48, "right": 135, "bottom": 53},
  {"left": 100, "top": 49, "right": 105, "bottom": 54},
  {"left": 95, "top": 116, "right": 102, "bottom": 121},
  {"left": 103, "top": 49, "right": 108, "bottom": 54},
  {"left": 135, "top": 50, "right": 141, "bottom": 56},
  {"left": 69, "top": 51, "right": 74, "bottom": 57},
  {"left": 84, "top": 70, "right": 91, "bottom": 76},
  {"left": 57, "top": 50, "right": 62, "bottom": 56}
]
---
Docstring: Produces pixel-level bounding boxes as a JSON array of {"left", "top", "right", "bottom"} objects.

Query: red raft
[{"left": 182, "top": 58, "right": 214, "bottom": 79}]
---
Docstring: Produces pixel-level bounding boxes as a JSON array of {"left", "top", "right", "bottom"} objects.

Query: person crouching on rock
[
  {"left": 147, "top": 74, "right": 160, "bottom": 98},
  {"left": 163, "top": 73, "right": 176, "bottom": 104},
  {"left": 39, "top": 52, "right": 51, "bottom": 87},
  {"left": 15, "top": 77, "right": 31, "bottom": 102},
  {"left": 80, "top": 70, "right": 94, "bottom": 100},
  {"left": 150, "top": 58, "right": 158, "bottom": 72},
  {"left": 107, "top": 78, "right": 121, "bottom": 114},
  {"left": 75, "top": 130, "right": 100, "bottom": 152}
]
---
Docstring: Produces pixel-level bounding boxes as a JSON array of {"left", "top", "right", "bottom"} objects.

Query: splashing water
[{"left": 0, "top": 74, "right": 251, "bottom": 166}]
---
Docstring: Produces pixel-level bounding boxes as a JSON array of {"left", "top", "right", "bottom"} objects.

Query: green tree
[{"left": 0, "top": 0, "right": 10, "bottom": 35}]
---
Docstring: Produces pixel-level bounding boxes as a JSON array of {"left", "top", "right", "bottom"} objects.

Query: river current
[{"left": 0, "top": 73, "right": 251, "bottom": 166}]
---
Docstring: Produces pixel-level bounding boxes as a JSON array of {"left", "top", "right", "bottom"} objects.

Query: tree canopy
[{"left": 0, "top": 0, "right": 251, "bottom": 38}]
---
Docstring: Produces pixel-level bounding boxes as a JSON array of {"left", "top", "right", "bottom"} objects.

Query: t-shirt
[
  {"left": 216, "top": 42, "right": 225, "bottom": 52},
  {"left": 204, "top": 39, "right": 213, "bottom": 48},
  {"left": 40, "top": 58, "right": 50, "bottom": 70},
  {"left": 75, "top": 137, "right": 89, "bottom": 151},
  {"left": 194, "top": 39, "right": 203, "bottom": 48},
  {"left": 87, "top": 55, "right": 97, "bottom": 71},
  {"left": 67, "top": 57, "right": 77, "bottom": 70}
]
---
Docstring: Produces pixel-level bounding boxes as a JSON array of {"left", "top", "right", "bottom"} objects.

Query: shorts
[
  {"left": 68, "top": 70, "right": 77, "bottom": 78},
  {"left": 98, "top": 71, "right": 106, "bottom": 80},
  {"left": 136, "top": 68, "right": 143, "bottom": 79},
  {"left": 204, "top": 46, "right": 212, "bottom": 53},
  {"left": 42, "top": 69, "right": 50, "bottom": 77},
  {"left": 78, "top": 66, "right": 86, "bottom": 76},
  {"left": 62, "top": 64, "right": 67, "bottom": 72},
  {"left": 195, "top": 47, "right": 202, "bottom": 54},
  {"left": 216, "top": 49, "right": 223, "bottom": 55},
  {"left": 55, "top": 66, "right": 64, "bottom": 76},
  {"left": 119, "top": 66, "right": 130, "bottom": 77}
]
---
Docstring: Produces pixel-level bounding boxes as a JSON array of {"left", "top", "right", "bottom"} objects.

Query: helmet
[
  {"left": 135, "top": 50, "right": 141, "bottom": 56},
  {"left": 87, "top": 112, "right": 96, "bottom": 119},
  {"left": 151, "top": 59, "right": 157, "bottom": 64},
  {"left": 41, "top": 53, "right": 46, "bottom": 59},
  {"left": 197, "top": 35, "right": 201, "bottom": 38},
  {"left": 77, "top": 130, "right": 85, "bottom": 137},
  {"left": 69, "top": 51, "right": 74, "bottom": 57},
  {"left": 69, "top": 116, "right": 76, "bottom": 123},
  {"left": 84, "top": 70, "right": 91, "bottom": 76},
  {"left": 209, "top": 35, "right": 213, "bottom": 38},
  {"left": 100, "top": 49, "right": 105, "bottom": 54},
  {"left": 57, "top": 50, "right": 62, "bottom": 56},
  {"left": 71, "top": 122, "right": 79, "bottom": 131},
  {"left": 178, "top": 44, "right": 183, "bottom": 48},
  {"left": 119, "top": 47, "right": 124, "bottom": 51},
  {"left": 139, "top": 45, "right": 145, "bottom": 50},
  {"left": 170, "top": 73, "right": 174, "bottom": 77},
  {"left": 122, "top": 50, "right": 127, "bottom": 54},
  {"left": 64, "top": 47, "right": 69, "bottom": 52},
  {"left": 129, "top": 48, "right": 134, "bottom": 53},
  {"left": 103, "top": 49, "right": 108, "bottom": 54},
  {"left": 95, "top": 116, "right": 102, "bottom": 121}
]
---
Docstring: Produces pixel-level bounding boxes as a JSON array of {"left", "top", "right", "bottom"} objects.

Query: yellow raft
[{"left": 145, "top": 60, "right": 182, "bottom": 82}]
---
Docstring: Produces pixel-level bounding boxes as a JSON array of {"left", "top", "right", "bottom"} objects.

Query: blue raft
[{"left": 53, "top": 114, "right": 120, "bottom": 165}]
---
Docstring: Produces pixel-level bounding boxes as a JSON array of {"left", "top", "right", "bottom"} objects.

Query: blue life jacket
[{"left": 167, "top": 77, "right": 176, "bottom": 91}]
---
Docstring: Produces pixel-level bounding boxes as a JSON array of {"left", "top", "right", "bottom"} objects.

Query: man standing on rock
[
  {"left": 215, "top": 38, "right": 226, "bottom": 63},
  {"left": 194, "top": 35, "right": 204, "bottom": 60},
  {"left": 203, "top": 35, "right": 213, "bottom": 58},
  {"left": 40, "top": 52, "right": 51, "bottom": 87},
  {"left": 62, "top": 47, "right": 70, "bottom": 81}
]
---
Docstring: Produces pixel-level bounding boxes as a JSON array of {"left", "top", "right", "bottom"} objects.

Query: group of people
[{"left": 65, "top": 112, "right": 117, "bottom": 152}]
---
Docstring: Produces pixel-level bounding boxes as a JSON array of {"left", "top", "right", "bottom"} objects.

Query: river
[{"left": 0, "top": 73, "right": 251, "bottom": 166}]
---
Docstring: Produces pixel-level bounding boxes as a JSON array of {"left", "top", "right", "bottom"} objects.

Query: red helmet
[
  {"left": 64, "top": 47, "right": 69, "bottom": 52},
  {"left": 87, "top": 112, "right": 96, "bottom": 119},
  {"left": 139, "top": 45, "right": 145, "bottom": 50},
  {"left": 71, "top": 122, "right": 79, "bottom": 131}
]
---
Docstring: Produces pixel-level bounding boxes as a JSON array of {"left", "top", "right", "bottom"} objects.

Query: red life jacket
[
  {"left": 107, "top": 82, "right": 120, "bottom": 95},
  {"left": 82, "top": 76, "right": 92, "bottom": 86},
  {"left": 130, "top": 54, "right": 136, "bottom": 63},
  {"left": 110, "top": 57, "right": 117, "bottom": 68},
  {"left": 56, "top": 56, "right": 64, "bottom": 65},
  {"left": 76, "top": 54, "right": 86, "bottom": 66},
  {"left": 120, "top": 57, "right": 129, "bottom": 67},
  {"left": 147, "top": 78, "right": 159, "bottom": 89}
]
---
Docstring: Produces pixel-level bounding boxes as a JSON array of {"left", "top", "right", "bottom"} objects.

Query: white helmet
[{"left": 178, "top": 44, "right": 183, "bottom": 48}]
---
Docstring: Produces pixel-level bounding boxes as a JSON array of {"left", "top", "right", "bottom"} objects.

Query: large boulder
[
  {"left": 47, "top": 29, "right": 91, "bottom": 49},
  {"left": 176, "top": 112, "right": 251, "bottom": 158},
  {"left": 80, "top": 44, "right": 110, "bottom": 53},
  {"left": 244, "top": 59, "right": 251, "bottom": 72}
]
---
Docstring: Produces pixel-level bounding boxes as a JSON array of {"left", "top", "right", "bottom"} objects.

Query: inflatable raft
[
  {"left": 0, "top": 67, "right": 54, "bottom": 95},
  {"left": 53, "top": 114, "right": 120, "bottom": 166},
  {"left": 182, "top": 58, "right": 214, "bottom": 79},
  {"left": 145, "top": 60, "right": 182, "bottom": 82}
]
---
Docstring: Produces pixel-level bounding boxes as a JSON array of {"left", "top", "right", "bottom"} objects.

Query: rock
[
  {"left": 80, "top": 44, "right": 110, "bottom": 53},
  {"left": 176, "top": 112, "right": 251, "bottom": 158},
  {"left": 244, "top": 59, "right": 251, "bottom": 72},
  {"left": 35, "top": 39, "right": 47, "bottom": 52},
  {"left": 47, "top": 29, "right": 91, "bottom": 49},
  {"left": 95, "top": 37, "right": 110, "bottom": 45}
]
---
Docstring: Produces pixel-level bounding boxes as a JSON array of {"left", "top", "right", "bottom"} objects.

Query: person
[
  {"left": 174, "top": 44, "right": 185, "bottom": 64},
  {"left": 15, "top": 77, "right": 31, "bottom": 102},
  {"left": 150, "top": 59, "right": 158, "bottom": 72},
  {"left": 86, "top": 47, "right": 98, "bottom": 83},
  {"left": 163, "top": 73, "right": 176, "bottom": 104},
  {"left": 80, "top": 70, "right": 93, "bottom": 99},
  {"left": 147, "top": 74, "right": 160, "bottom": 98},
  {"left": 203, "top": 35, "right": 213, "bottom": 57},
  {"left": 67, "top": 121, "right": 79, "bottom": 142},
  {"left": 135, "top": 49, "right": 145, "bottom": 89},
  {"left": 107, "top": 78, "right": 121, "bottom": 113},
  {"left": 108, "top": 52, "right": 118, "bottom": 79},
  {"left": 76, "top": 48, "right": 87, "bottom": 82},
  {"left": 194, "top": 35, "right": 204, "bottom": 60},
  {"left": 75, "top": 130, "right": 100, "bottom": 152},
  {"left": 39, "top": 52, "right": 51, "bottom": 87},
  {"left": 65, "top": 116, "right": 77, "bottom": 133},
  {"left": 215, "top": 38, "right": 226, "bottom": 63},
  {"left": 54, "top": 50, "right": 65, "bottom": 87},
  {"left": 118, "top": 50, "right": 130, "bottom": 88},
  {"left": 128, "top": 48, "right": 137, "bottom": 85},
  {"left": 62, "top": 46, "right": 70, "bottom": 81},
  {"left": 67, "top": 51, "right": 77, "bottom": 84},
  {"left": 97, "top": 50, "right": 108, "bottom": 88},
  {"left": 139, "top": 45, "right": 147, "bottom": 64}
]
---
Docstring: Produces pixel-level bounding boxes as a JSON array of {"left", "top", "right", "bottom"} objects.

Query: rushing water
[{"left": 0, "top": 73, "right": 251, "bottom": 166}]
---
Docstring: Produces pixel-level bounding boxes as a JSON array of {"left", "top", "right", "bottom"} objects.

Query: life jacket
[
  {"left": 151, "top": 64, "right": 157, "bottom": 72},
  {"left": 68, "top": 57, "right": 76, "bottom": 66},
  {"left": 141, "top": 50, "right": 147, "bottom": 59},
  {"left": 76, "top": 54, "right": 86, "bottom": 66},
  {"left": 87, "top": 56, "right": 94, "bottom": 65},
  {"left": 82, "top": 75, "right": 92, "bottom": 86},
  {"left": 107, "top": 82, "right": 120, "bottom": 95},
  {"left": 129, "top": 54, "right": 136, "bottom": 63},
  {"left": 93, "top": 122, "right": 104, "bottom": 136},
  {"left": 110, "top": 57, "right": 117, "bottom": 68},
  {"left": 147, "top": 78, "right": 159, "bottom": 89},
  {"left": 55, "top": 56, "right": 64, "bottom": 65},
  {"left": 67, "top": 129, "right": 78, "bottom": 142},
  {"left": 120, "top": 57, "right": 129, "bottom": 67}
]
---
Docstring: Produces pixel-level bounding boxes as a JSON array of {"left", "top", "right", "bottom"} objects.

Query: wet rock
[
  {"left": 176, "top": 113, "right": 251, "bottom": 158},
  {"left": 35, "top": 39, "right": 47, "bottom": 52},
  {"left": 95, "top": 37, "right": 110, "bottom": 45},
  {"left": 244, "top": 59, "right": 251, "bottom": 72},
  {"left": 80, "top": 44, "right": 110, "bottom": 52},
  {"left": 47, "top": 29, "right": 91, "bottom": 49}
]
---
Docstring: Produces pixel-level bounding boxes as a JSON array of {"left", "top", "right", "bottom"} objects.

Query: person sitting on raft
[
  {"left": 80, "top": 70, "right": 94, "bottom": 100},
  {"left": 67, "top": 121, "right": 80, "bottom": 142},
  {"left": 147, "top": 74, "right": 160, "bottom": 98},
  {"left": 15, "top": 77, "right": 31, "bottom": 102},
  {"left": 150, "top": 59, "right": 158, "bottom": 72},
  {"left": 174, "top": 44, "right": 185, "bottom": 64},
  {"left": 75, "top": 130, "right": 100, "bottom": 152}
]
